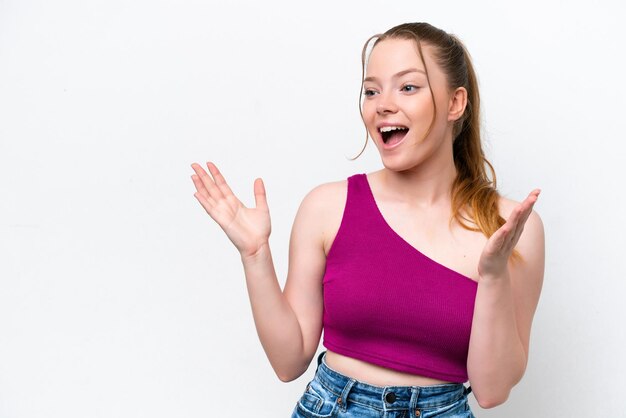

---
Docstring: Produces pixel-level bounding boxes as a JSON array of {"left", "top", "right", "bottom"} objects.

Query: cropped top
[{"left": 322, "top": 173, "right": 478, "bottom": 383}]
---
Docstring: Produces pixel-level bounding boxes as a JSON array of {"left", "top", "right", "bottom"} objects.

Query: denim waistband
[{"left": 314, "top": 351, "right": 471, "bottom": 411}]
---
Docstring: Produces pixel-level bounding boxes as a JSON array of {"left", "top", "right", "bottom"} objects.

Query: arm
[
  {"left": 466, "top": 192, "right": 545, "bottom": 408},
  {"left": 242, "top": 183, "right": 329, "bottom": 382},
  {"left": 190, "top": 162, "right": 328, "bottom": 382}
]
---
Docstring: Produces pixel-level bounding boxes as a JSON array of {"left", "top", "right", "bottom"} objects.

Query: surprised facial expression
[{"left": 361, "top": 38, "right": 455, "bottom": 171}]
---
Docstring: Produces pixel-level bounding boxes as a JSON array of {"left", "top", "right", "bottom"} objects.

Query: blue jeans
[{"left": 291, "top": 351, "right": 475, "bottom": 417}]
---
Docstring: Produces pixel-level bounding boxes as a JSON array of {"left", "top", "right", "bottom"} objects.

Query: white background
[{"left": 1, "top": 1, "right": 624, "bottom": 417}]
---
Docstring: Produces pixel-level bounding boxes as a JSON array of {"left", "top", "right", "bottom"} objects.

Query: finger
[
  {"left": 191, "top": 174, "right": 210, "bottom": 199},
  {"left": 507, "top": 189, "right": 539, "bottom": 229},
  {"left": 516, "top": 191, "right": 539, "bottom": 228},
  {"left": 206, "top": 162, "right": 237, "bottom": 201},
  {"left": 504, "top": 204, "right": 523, "bottom": 229},
  {"left": 509, "top": 215, "right": 531, "bottom": 252},
  {"left": 505, "top": 191, "right": 539, "bottom": 249},
  {"left": 194, "top": 191, "right": 217, "bottom": 214},
  {"left": 519, "top": 199, "right": 536, "bottom": 227},
  {"left": 522, "top": 190, "right": 540, "bottom": 212},
  {"left": 190, "top": 164, "right": 216, "bottom": 200},
  {"left": 509, "top": 196, "right": 538, "bottom": 245},
  {"left": 486, "top": 223, "right": 511, "bottom": 254},
  {"left": 254, "top": 178, "right": 268, "bottom": 211},
  {"left": 500, "top": 205, "right": 526, "bottom": 250},
  {"left": 191, "top": 162, "right": 225, "bottom": 201},
  {"left": 202, "top": 161, "right": 227, "bottom": 201}
]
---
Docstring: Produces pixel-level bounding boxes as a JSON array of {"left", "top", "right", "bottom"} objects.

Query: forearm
[
  {"left": 240, "top": 243, "right": 306, "bottom": 381},
  {"left": 467, "top": 272, "right": 527, "bottom": 408}
]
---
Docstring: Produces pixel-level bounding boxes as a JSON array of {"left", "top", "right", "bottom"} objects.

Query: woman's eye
[
  {"left": 363, "top": 89, "right": 376, "bottom": 97},
  {"left": 402, "top": 85, "right": 419, "bottom": 92}
]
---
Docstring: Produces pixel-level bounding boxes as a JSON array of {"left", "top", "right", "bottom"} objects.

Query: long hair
[{"left": 351, "top": 22, "right": 521, "bottom": 262}]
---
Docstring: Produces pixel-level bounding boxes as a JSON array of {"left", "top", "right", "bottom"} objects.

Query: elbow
[
  {"left": 277, "top": 372, "right": 299, "bottom": 383},
  {"left": 472, "top": 360, "right": 525, "bottom": 409},
  {"left": 475, "top": 391, "right": 510, "bottom": 409},
  {"left": 277, "top": 375, "right": 293, "bottom": 383},
  {"left": 476, "top": 397, "right": 507, "bottom": 409},
  {"left": 273, "top": 351, "right": 311, "bottom": 382},
  {"left": 276, "top": 364, "right": 308, "bottom": 383}
]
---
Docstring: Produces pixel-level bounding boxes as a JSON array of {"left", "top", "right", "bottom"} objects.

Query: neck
[{"left": 380, "top": 142, "right": 458, "bottom": 208}]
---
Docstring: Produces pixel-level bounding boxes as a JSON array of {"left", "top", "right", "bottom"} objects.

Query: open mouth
[{"left": 379, "top": 126, "right": 408, "bottom": 146}]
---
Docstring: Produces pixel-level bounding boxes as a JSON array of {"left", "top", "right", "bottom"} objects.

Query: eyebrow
[{"left": 364, "top": 68, "right": 426, "bottom": 83}]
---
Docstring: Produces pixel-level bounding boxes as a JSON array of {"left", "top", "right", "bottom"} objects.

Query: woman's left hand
[{"left": 478, "top": 189, "right": 541, "bottom": 280}]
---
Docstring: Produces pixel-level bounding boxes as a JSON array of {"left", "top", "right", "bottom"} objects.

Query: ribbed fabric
[{"left": 322, "top": 173, "right": 478, "bottom": 383}]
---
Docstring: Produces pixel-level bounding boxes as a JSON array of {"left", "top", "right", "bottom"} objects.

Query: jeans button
[{"left": 385, "top": 392, "right": 396, "bottom": 403}]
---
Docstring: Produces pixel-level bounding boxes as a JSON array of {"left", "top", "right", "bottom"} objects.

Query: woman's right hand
[{"left": 190, "top": 162, "right": 271, "bottom": 258}]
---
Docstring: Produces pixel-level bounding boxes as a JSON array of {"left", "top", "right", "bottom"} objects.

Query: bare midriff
[{"left": 324, "top": 350, "right": 455, "bottom": 387}]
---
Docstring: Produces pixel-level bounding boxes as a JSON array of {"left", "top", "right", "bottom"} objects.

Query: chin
[
  {"left": 380, "top": 159, "right": 413, "bottom": 173},
  {"left": 381, "top": 154, "right": 432, "bottom": 174}
]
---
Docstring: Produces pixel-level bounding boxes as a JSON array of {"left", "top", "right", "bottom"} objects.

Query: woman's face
[{"left": 361, "top": 38, "right": 457, "bottom": 172}]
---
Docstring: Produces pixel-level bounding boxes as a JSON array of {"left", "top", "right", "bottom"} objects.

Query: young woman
[{"left": 190, "top": 22, "right": 544, "bottom": 417}]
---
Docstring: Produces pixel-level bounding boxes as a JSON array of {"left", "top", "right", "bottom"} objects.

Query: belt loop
[
  {"left": 338, "top": 378, "right": 356, "bottom": 412},
  {"left": 409, "top": 386, "right": 421, "bottom": 411}
]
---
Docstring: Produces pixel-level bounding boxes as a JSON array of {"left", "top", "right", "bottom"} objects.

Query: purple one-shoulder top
[{"left": 322, "top": 173, "right": 478, "bottom": 383}]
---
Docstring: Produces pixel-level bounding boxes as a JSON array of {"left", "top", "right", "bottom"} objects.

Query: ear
[{"left": 447, "top": 86, "right": 468, "bottom": 122}]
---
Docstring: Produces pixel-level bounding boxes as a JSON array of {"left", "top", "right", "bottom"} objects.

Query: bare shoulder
[
  {"left": 297, "top": 178, "right": 348, "bottom": 256},
  {"left": 301, "top": 178, "right": 347, "bottom": 208}
]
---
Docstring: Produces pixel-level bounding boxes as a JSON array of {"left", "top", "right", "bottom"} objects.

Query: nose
[{"left": 376, "top": 91, "right": 398, "bottom": 115}]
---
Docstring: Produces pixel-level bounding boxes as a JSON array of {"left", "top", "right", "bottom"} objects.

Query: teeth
[{"left": 379, "top": 126, "right": 408, "bottom": 133}]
